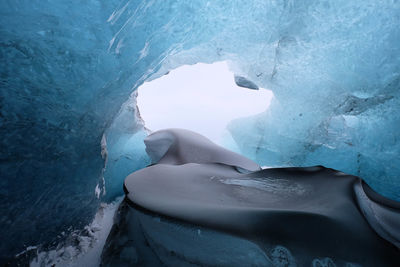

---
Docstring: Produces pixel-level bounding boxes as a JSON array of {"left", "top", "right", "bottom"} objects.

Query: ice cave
[{"left": 1, "top": 0, "right": 400, "bottom": 266}]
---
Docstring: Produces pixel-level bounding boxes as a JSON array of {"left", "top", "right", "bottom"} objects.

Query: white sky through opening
[{"left": 137, "top": 61, "right": 273, "bottom": 143}]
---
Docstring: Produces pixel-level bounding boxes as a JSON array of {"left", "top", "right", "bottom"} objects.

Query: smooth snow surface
[
  {"left": 137, "top": 62, "right": 273, "bottom": 143},
  {"left": 144, "top": 128, "right": 261, "bottom": 171}
]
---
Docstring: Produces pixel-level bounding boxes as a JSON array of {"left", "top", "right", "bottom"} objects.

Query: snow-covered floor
[{"left": 29, "top": 197, "right": 122, "bottom": 267}]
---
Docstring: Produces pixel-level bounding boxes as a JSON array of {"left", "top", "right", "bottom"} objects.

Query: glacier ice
[
  {"left": 1, "top": 0, "right": 400, "bottom": 263},
  {"left": 103, "top": 205, "right": 275, "bottom": 266},
  {"left": 105, "top": 202, "right": 362, "bottom": 267},
  {"left": 119, "top": 129, "right": 399, "bottom": 266},
  {"left": 102, "top": 92, "right": 150, "bottom": 201}
]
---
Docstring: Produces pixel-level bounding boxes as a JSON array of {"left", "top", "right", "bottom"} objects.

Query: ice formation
[
  {"left": 144, "top": 128, "right": 261, "bottom": 171},
  {"left": 1, "top": 0, "right": 400, "bottom": 263},
  {"left": 119, "top": 129, "right": 399, "bottom": 266}
]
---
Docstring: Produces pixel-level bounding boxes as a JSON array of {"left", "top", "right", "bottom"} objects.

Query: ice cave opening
[{"left": 137, "top": 61, "right": 274, "bottom": 145}]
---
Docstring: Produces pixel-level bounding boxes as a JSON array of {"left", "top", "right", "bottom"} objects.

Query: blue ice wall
[
  {"left": 1, "top": 0, "right": 399, "bottom": 262},
  {"left": 139, "top": 0, "right": 400, "bottom": 200},
  {"left": 0, "top": 0, "right": 152, "bottom": 260},
  {"left": 102, "top": 92, "right": 150, "bottom": 201}
]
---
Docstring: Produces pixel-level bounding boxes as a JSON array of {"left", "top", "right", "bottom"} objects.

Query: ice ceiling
[{"left": 1, "top": 0, "right": 399, "bottom": 261}]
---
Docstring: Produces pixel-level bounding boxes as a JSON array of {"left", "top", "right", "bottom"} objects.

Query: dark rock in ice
[
  {"left": 234, "top": 75, "right": 259, "bottom": 90},
  {"left": 117, "top": 129, "right": 400, "bottom": 266}
]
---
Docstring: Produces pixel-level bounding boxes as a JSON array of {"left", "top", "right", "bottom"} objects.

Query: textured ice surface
[
  {"left": 0, "top": 0, "right": 149, "bottom": 261},
  {"left": 218, "top": 177, "right": 309, "bottom": 195},
  {"left": 102, "top": 92, "right": 150, "bottom": 201},
  {"left": 1, "top": 0, "right": 400, "bottom": 262}
]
